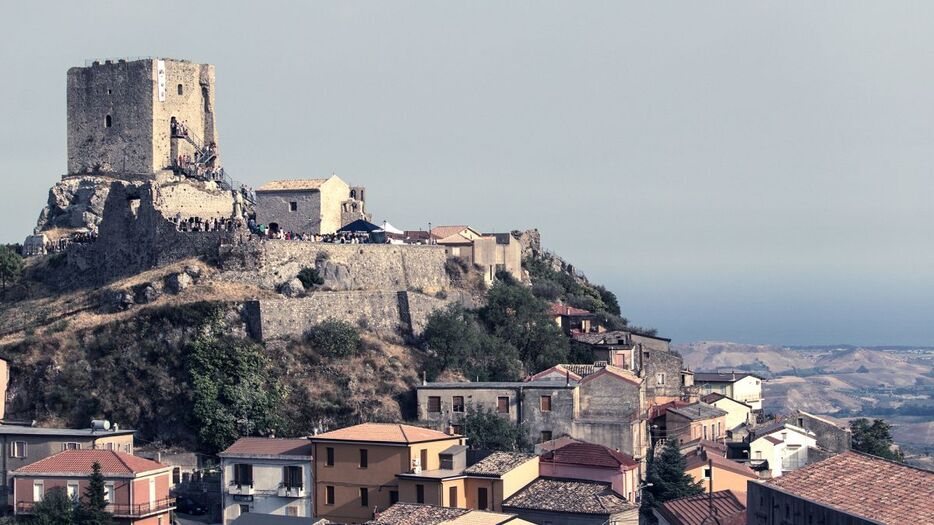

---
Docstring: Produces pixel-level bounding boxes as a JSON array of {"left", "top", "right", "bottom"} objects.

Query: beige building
[
  {"left": 254, "top": 175, "right": 368, "bottom": 235},
  {"left": 694, "top": 372, "right": 764, "bottom": 411},
  {"left": 748, "top": 422, "right": 817, "bottom": 478},
  {"left": 662, "top": 402, "right": 728, "bottom": 446},
  {"left": 310, "top": 423, "right": 464, "bottom": 524},
  {"left": 683, "top": 449, "right": 758, "bottom": 504},
  {"left": 701, "top": 393, "right": 753, "bottom": 432},
  {"left": 434, "top": 227, "right": 523, "bottom": 283}
]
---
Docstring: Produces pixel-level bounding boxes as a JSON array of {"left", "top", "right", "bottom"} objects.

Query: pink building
[
  {"left": 538, "top": 441, "right": 641, "bottom": 503},
  {"left": 12, "top": 449, "right": 174, "bottom": 524}
]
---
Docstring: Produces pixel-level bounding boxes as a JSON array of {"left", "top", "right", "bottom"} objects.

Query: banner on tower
[{"left": 157, "top": 60, "right": 166, "bottom": 102}]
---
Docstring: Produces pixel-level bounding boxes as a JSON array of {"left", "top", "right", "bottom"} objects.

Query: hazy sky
[{"left": 2, "top": 1, "right": 933, "bottom": 346}]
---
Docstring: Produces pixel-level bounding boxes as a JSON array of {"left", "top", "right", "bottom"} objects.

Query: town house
[
  {"left": 700, "top": 393, "right": 754, "bottom": 433},
  {"left": 12, "top": 449, "right": 174, "bottom": 524},
  {"left": 658, "top": 401, "right": 728, "bottom": 446},
  {"left": 310, "top": 423, "right": 464, "bottom": 524},
  {"left": 693, "top": 372, "right": 764, "bottom": 411},
  {"left": 218, "top": 437, "right": 314, "bottom": 522},
  {"left": 683, "top": 448, "right": 758, "bottom": 504},
  {"left": 538, "top": 441, "right": 641, "bottom": 504},
  {"left": 748, "top": 422, "right": 817, "bottom": 478}
]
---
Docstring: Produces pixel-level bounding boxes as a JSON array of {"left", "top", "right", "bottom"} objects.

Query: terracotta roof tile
[
  {"left": 503, "top": 478, "right": 637, "bottom": 515},
  {"left": 430, "top": 226, "right": 476, "bottom": 239},
  {"left": 766, "top": 451, "right": 934, "bottom": 525},
  {"left": 656, "top": 490, "right": 746, "bottom": 525},
  {"left": 15, "top": 450, "right": 166, "bottom": 476},
  {"left": 667, "top": 402, "right": 728, "bottom": 422},
  {"left": 369, "top": 503, "right": 469, "bottom": 524},
  {"left": 256, "top": 179, "right": 329, "bottom": 191},
  {"left": 549, "top": 303, "right": 593, "bottom": 317},
  {"left": 579, "top": 365, "right": 642, "bottom": 387},
  {"left": 219, "top": 437, "right": 312, "bottom": 457},
  {"left": 541, "top": 441, "right": 639, "bottom": 470},
  {"left": 462, "top": 452, "right": 537, "bottom": 477},
  {"left": 311, "top": 423, "right": 459, "bottom": 444}
]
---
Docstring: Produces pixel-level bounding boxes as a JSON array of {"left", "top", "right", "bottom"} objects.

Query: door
[
  {"left": 477, "top": 487, "right": 488, "bottom": 510},
  {"left": 449, "top": 486, "right": 458, "bottom": 508}
]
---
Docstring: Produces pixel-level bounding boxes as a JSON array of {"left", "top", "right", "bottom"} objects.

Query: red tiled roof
[
  {"left": 656, "top": 490, "right": 746, "bottom": 525},
  {"left": 549, "top": 303, "right": 592, "bottom": 317},
  {"left": 527, "top": 364, "right": 584, "bottom": 382},
  {"left": 15, "top": 450, "right": 166, "bottom": 476},
  {"left": 538, "top": 436, "right": 583, "bottom": 453},
  {"left": 541, "top": 441, "right": 639, "bottom": 470},
  {"left": 579, "top": 365, "right": 642, "bottom": 387},
  {"left": 648, "top": 400, "right": 693, "bottom": 420},
  {"left": 219, "top": 437, "right": 312, "bottom": 457},
  {"left": 311, "top": 423, "right": 460, "bottom": 444},
  {"left": 767, "top": 451, "right": 934, "bottom": 525},
  {"left": 685, "top": 450, "right": 758, "bottom": 479}
]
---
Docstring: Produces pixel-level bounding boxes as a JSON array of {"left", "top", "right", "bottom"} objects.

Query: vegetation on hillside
[
  {"left": 0, "top": 245, "right": 23, "bottom": 295},
  {"left": 641, "top": 439, "right": 704, "bottom": 522},
  {"left": 850, "top": 417, "right": 904, "bottom": 462},
  {"left": 460, "top": 405, "right": 531, "bottom": 452}
]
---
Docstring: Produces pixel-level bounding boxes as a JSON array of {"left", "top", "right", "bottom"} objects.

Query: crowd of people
[
  {"left": 170, "top": 214, "right": 243, "bottom": 233},
  {"left": 244, "top": 218, "right": 380, "bottom": 244},
  {"left": 41, "top": 231, "right": 99, "bottom": 254}
]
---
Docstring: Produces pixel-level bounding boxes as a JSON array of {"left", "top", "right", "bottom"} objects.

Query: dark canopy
[{"left": 338, "top": 219, "right": 381, "bottom": 233}]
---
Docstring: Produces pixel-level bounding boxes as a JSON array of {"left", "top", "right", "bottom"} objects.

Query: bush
[
  {"left": 421, "top": 305, "right": 523, "bottom": 382},
  {"left": 444, "top": 257, "right": 469, "bottom": 280},
  {"left": 434, "top": 290, "right": 448, "bottom": 300},
  {"left": 531, "top": 280, "right": 563, "bottom": 301},
  {"left": 297, "top": 267, "right": 324, "bottom": 289},
  {"left": 306, "top": 319, "right": 361, "bottom": 358},
  {"left": 461, "top": 405, "right": 531, "bottom": 451}
]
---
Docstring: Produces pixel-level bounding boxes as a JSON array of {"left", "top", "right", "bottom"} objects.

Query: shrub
[
  {"left": 434, "top": 290, "right": 448, "bottom": 300},
  {"left": 306, "top": 319, "right": 361, "bottom": 358},
  {"left": 297, "top": 267, "right": 324, "bottom": 289},
  {"left": 531, "top": 280, "right": 563, "bottom": 301}
]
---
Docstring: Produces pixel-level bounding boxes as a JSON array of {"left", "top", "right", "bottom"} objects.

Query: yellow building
[
  {"left": 683, "top": 450, "right": 759, "bottom": 504},
  {"left": 700, "top": 393, "right": 753, "bottom": 432},
  {"left": 310, "top": 423, "right": 464, "bottom": 524}
]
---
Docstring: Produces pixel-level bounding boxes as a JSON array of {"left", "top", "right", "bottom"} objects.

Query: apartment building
[
  {"left": 310, "top": 423, "right": 464, "bottom": 524},
  {"left": 12, "top": 449, "right": 174, "bottom": 524},
  {"left": 661, "top": 402, "right": 728, "bottom": 446},
  {"left": 218, "top": 437, "right": 313, "bottom": 523},
  {"left": 748, "top": 422, "right": 817, "bottom": 478}
]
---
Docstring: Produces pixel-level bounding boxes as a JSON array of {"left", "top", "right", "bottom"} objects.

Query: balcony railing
[
  {"left": 228, "top": 481, "right": 255, "bottom": 495},
  {"left": 17, "top": 497, "right": 175, "bottom": 517},
  {"left": 278, "top": 483, "right": 306, "bottom": 498}
]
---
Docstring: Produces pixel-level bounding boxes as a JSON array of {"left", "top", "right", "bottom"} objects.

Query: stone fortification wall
[
  {"left": 245, "top": 290, "right": 456, "bottom": 340},
  {"left": 152, "top": 178, "right": 234, "bottom": 220},
  {"left": 219, "top": 241, "right": 453, "bottom": 293}
]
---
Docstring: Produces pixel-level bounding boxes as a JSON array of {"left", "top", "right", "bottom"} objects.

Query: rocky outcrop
[{"left": 34, "top": 176, "right": 124, "bottom": 235}]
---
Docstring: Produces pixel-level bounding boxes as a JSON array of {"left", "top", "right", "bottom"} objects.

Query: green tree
[
  {"left": 30, "top": 487, "right": 77, "bottom": 525},
  {"left": 75, "top": 462, "right": 112, "bottom": 525},
  {"left": 189, "top": 316, "right": 286, "bottom": 453},
  {"left": 306, "top": 319, "right": 361, "bottom": 358},
  {"left": 461, "top": 405, "right": 531, "bottom": 452},
  {"left": 850, "top": 418, "right": 904, "bottom": 461},
  {"left": 642, "top": 440, "right": 703, "bottom": 520},
  {"left": 0, "top": 245, "right": 23, "bottom": 294},
  {"left": 421, "top": 305, "right": 523, "bottom": 381},
  {"left": 478, "top": 281, "right": 568, "bottom": 373},
  {"left": 297, "top": 266, "right": 324, "bottom": 289}
]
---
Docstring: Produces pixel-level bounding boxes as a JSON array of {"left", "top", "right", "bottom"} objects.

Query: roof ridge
[
  {"left": 112, "top": 449, "right": 135, "bottom": 473},
  {"left": 398, "top": 424, "right": 411, "bottom": 443}
]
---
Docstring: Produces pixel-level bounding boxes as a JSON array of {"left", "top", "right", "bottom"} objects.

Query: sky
[{"left": 1, "top": 1, "right": 933, "bottom": 346}]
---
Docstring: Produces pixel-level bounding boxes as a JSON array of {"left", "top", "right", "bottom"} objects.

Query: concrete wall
[
  {"left": 521, "top": 386, "right": 577, "bottom": 445},
  {"left": 417, "top": 387, "right": 522, "bottom": 426},
  {"left": 732, "top": 376, "right": 763, "bottom": 410},
  {"left": 473, "top": 234, "right": 523, "bottom": 283},
  {"left": 712, "top": 397, "right": 752, "bottom": 431},
  {"left": 640, "top": 347, "right": 683, "bottom": 402},
  {"left": 152, "top": 179, "right": 234, "bottom": 220},
  {"left": 220, "top": 458, "right": 313, "bottom": 523},
  {"left": 746, "top": 482, "right": 878, "bottom": 525}
]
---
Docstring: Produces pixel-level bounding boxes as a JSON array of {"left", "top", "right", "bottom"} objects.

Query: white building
[
  {"left": 749, "top": 422, "right": 817, "bottom": 478},
  {"left": 218, "top": 437, "right": 314, "bottom": 523},
  {"left": 693, "top": 372, "right": 764, "bottom": 411}
]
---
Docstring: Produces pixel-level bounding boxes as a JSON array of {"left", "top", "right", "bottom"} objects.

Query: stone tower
[{"left": 67, "top": 58, "right": 218, "bottom": 177}]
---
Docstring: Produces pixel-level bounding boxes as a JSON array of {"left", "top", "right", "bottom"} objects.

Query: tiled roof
[
  {"left": 369, "top": 503, "right": 469, "bottom": 524},
  {"left": 549, "top": 303, "right": 593, "bottom": 317},
  {"left": 648, "top": 400, "right": 693, "bottom": 420},
  {"left": 436, "top": 233, "right": 474, "bottom": 245},
  {"left": 420, "top": 380, "right": 575, "bottom": 389},
  {"left": 15, "top": 450, "right": 166, "bottom": 477},
  {"left": 0, "top": 425, "right": 135, "bottom": 437},
  {"left": 767, "top": 451, "right": 934, "bottom": 525},
  {"left": 538, "top": 436, "right": 583, "bottom": 453},
  {"left": 442, "top": 511, "right": 521, "bottom": 525},
  {"left": 750, "top": 421, "right": 815, "bottom": 443},
  {"left": 684, "top": 450, "right": 758, "bottom": 479},
  {"left": 430, "top": 226, "right": 476, "bottom": 239},
  {"left": 256, "top": 179, "right": 328, "bottom": 191},
  {"left": 656, "top": 490, "right": 746, "bottom": 525},
  {"left": 667, "top": 402, "right": 728, "bottom": 422},
  {"left": 219, "top": 437, "right": 312, "bottom": 457},
  {"left": 502, "top": 478, "right": 637, "bottom": 515},
  {"left": 580, "top": 365, "right": 642, "bottom": 387},
  {"left": 572, "top": 330, "right": 633, "bottom": 346},
  {"left": 693, "top": 372, "right": 763, "bottom": 383},
  {"left": 311, "top": 423, "right": 459, "bottom": 444},
  {"left": 700, "top": 393, "right": 752, "bottom": 409},
  {"left": 528, "top": 364, "right": 586, "bottom": 382},
  {"left": 463, "top": 452, "right": 537, "bottom": 477},
  {"left": 679, "top": 438, "right": 728, "bottom": 456},
  {"left": 541, "top": 441, "right": 639, "bottom": 470}
]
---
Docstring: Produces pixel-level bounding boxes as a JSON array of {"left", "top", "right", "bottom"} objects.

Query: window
[
  {"left": 478, "top": 487, "right": 488, "bottom": 510},
  {"left": 325, "top": 447, "right": 334, "bottom": 467},
  {"left": 440, "top": 454, "right": 454, "bottom": 470},
  {"left": 540, "top": 395, "right": 552, "bottom": 412},
  {"left": 107, "top": 88, "right": 112, "bottom": 95},
  {"left": 540, "top": 431, "right": 552, "bottom": 443},
  {"left": 755, "top": 450, "right": 763, "bottom": 459},
  {"left": 177, "top": 83, "right": 184, "bottom": 95},
  {"left": 239, "top": 504, "right": 250, "bottom": 514},
  {"left": 656, "top": 373, "right": 666, "bottom": 385},
  {"left": 283, "top": 466, "right": 303, "bottom": 489},
  {"left": 233, "top": 463, "right": 253, "bottom": 487},
  {"left": 105, "top": 482, "right": 115, "bottom": 503},
  {"left": 703, "top": 425, "right": 708, "bottom": 440},
  {"left": 449, "top": 486, "right": 458, "bottom": 507},
  {"left": 389, "top": 490, "right": 399, "bottom": 505},
  {"left": 428, "top": 396, "right": 441, "bottom": 413},
  {"left": 797, "top": 417, "right": 804, "bottom": 427},
  {"left": 416, "top": 484, "right": 425, "bottom": 503},
  {"left": 33, "top": 481, "right": 43, "bottom": 502},
  {"left": 497, "top": 397, "right": 509, "bottom": 414},
  {"left": 106, "top": 443, "right": 115, "bottom": 451},
  {"left": 124, "top": 444, "right": 131, "bottom": 453},
  {"left": 173, "top": 467, "right": 181, "bottom": 485},
  {"left": 360, "top": 487, "right": 369, "bottom": 507},
  {"left": 452, "top": 396, "right": 465, "bottom": 412},
  {"left": 105, "top": 115, "right": 112, "bottom": 128},
  {"left": 62, "top": 442, "right": 80, "bottom": 451},
  {"left": 289, "top": 201, "right": 298, "bottom": 212},
  {"left": 704, "top": 467, "right": 711, "bottom": 479},
  {"left": 420, "top": 449, "right": 428, "bottom": 470},
  {"left": 149, "top": 478, "right": 155, "bottom": 505},
  {"left": 286, "top": 506, "right": 299, "bottom": 517},
  {"left": 325, "top": 486, "right": 335, "bottom": 505},
  {"left": 67, "top": 482, "right": 79, "bottom": 500},
  {"left": 359, "top": 449, "right": 368, "bottom": 468},
  {"left": 11, "top": 441, "right": 26, "bottom": 458}
]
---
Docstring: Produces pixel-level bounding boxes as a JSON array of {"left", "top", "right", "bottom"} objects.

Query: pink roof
[
  {"left": 549, "top": 303, "right": 592, "bottom": 317},
  {"left": 220, "top": 437, "right": 313, "bottom": 457},
  {"left": 15, "top": 450, "right": 166, "bottom": 476},
  {"left": 528, "top": 365, "right": 584, "bottom": 382},
  {"left": 541, "top": 441, "right": 639, "bottom": 470},
  {"left": 311, "top": 423, "right": 460, "bottom": 444},
  {"left": 579, "top": 365, "right": 642, "bottom": 387}
]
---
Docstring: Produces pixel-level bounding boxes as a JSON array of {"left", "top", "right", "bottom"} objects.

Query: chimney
[
  {"left": 422, "top": 371, "right": 427, "bottom": 386},
  {"left": 446, "top": 422, "right": 455, "bottom": 435},
  {"left": 565, "top": 370, "right": 570, "bottom": 387}
]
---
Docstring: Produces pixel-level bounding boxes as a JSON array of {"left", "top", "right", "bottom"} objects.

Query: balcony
[
  {"left": 277, "top": 483, "right": 306, "bottom": 498},
  {"left": 228, "top": 481, "right": 255, "bottom": 496},
  {"left": 17, "top": 497, "right": 175, "bottom": 518}
]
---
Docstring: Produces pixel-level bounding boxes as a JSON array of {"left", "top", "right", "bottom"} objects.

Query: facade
[
  {"left": 501, "top": 478, "right": 639, "bottom": 525},
  {"left": 551, "top": 303, "right": 600, "bottom": 335},
  {"left": 746, "top": 451, "right": 934, "bottom": 525},
  {"left": 218, "top": 437, "right": 314, "bottom": 523},
  {"left": 12, "top": 449, "right": 174, "bottom": 524},
  {"left": 654, "top": 490, "right": 746, "bottom": 525},
  {"left": 700, "top": 393, "right": 753, "bottom": 431},
  {"left": 693, "top": 372, "right": 764, "bottom": 411},
  {"left": 436, "top": 229, "right": 523, "bottom": 283},
  {"left": 396, "top": 451, "right": 539, "bottom": 512},
  {"left": 683, "top": 450, "right": 758, "bottom": 504},
  {"left": 309, "top": 423, "right": 464, "bottom": 524},
  {"left": 663, "top": 402, "right": 728, "bottom": 445},
  {"left": 793, "top": 410, "right": 851, "bottom": 453},
  {"left": 538, "top": 441, "right": 640, "bottom": 503},
  {"left": 253, "top": 175, "right": 368, "bottom": 235},
  {"left": 67, "top": 58, "right": 218, "bottom": 178},
  {"left": 748, "top": 422, "right": 817, "bottom": 478},
  {"left": 370, "top": 502, "right": 535, "bottom": 524},
  {"left": 0, "top": 422, "right": 135, "bottom": 504}
]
